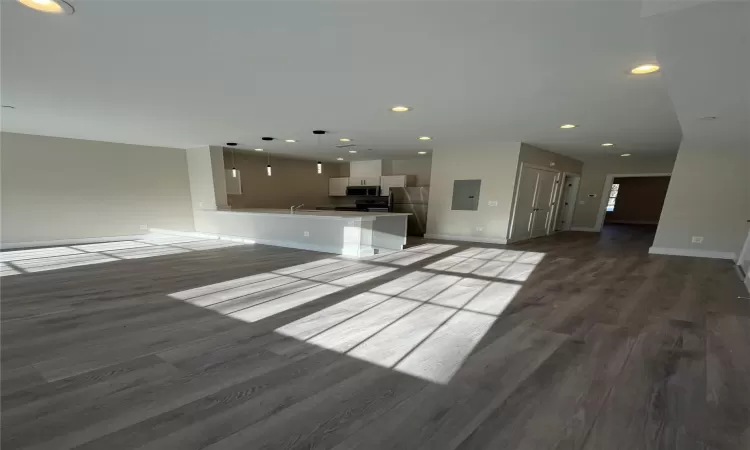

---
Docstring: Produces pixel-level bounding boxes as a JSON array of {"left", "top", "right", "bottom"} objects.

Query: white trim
[
  {"left": 570, "top": 227, "right": 599, "bottom": 232},
  {"left": 0, "top": 234, "right": 146, "bottom": 250},
  {"left": 744, "top": 276, "right": 750, "bottom": 293},
  {"left": 649, "top": 246, "right": 736, "bottom": 260},
  {"left": 424, "top": 234, "right": 508, "bottom": 245},
  {"left": 594, "top": 173, "right": 672, "bottom": 232},
  {"left": 553, "top": 173, "right": 581, "bottom": 232}
]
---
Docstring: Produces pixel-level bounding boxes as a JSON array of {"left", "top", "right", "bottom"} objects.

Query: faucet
[{"left": 290, "top": 204, "right": 305, "bottom": 214}]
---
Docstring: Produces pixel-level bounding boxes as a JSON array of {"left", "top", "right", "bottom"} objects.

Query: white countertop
[{"left": 203, "top": 208, "right": 411, "bottom": 220}]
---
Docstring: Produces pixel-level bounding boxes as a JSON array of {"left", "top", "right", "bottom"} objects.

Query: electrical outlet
[
  {"left": 692, "top": 236, "right": 704, "bottom": 244},
  {"left": 579, "top": 200, "right": 585, "bottom": 205},
  {"left": 487, "top": 200, "right": 498, "bottom": 207},
  {"left": 198, "top": 202, "right": 204, "bottom": 208},
  {"left": 476, "top": 226, "right": 484, "bottom": 232},
  {"left": 304, "top": 231, "right": 310, "bottom": 237},
  {"left": 139, "top": 224, "right": 148, "bottom": 230}
]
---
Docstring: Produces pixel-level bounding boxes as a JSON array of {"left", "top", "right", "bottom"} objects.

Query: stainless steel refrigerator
[{"left": 390, "top": 187, "right": 429, "bottom": 236}]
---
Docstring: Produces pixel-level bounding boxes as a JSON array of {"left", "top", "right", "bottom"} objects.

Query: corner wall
[
  {"left": 0, "top": 132, "right": 195, "bottom": 246},
  {"left": 426, "top": 142, "right": 521, "bottom": 243}
]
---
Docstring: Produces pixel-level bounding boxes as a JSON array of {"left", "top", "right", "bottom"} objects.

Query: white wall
[
  {"left": 518, "top": 143, "right": 583, "bottom": 174},
  {"left": 571, "top": 155, "right": 676, "bottom": 229},
  {"left": 652, "top": 144, "right": 748, "bottom": 258},
  {"left": 1, "top": 132, "right": 195, "bottom": 245},
  {"left": 426, "top": 142, "right": 521, "bottom": 243},
  {"left": 186, "top": 145, "right": 227, "bottom": 210}
]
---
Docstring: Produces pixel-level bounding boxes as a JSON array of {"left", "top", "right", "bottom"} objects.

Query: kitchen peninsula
[{"left": 193, "top": 208, "right": 410, "bottom": 257}]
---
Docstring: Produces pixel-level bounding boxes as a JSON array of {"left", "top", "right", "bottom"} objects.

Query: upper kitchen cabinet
[
  {"left": 380, "top": 175, "right": 414, "bottom": 193},
  {"left": 349, "top": 160, "right": 384, "bottom": 186},
  {"left": 329, "top": 177, "right": 349, "bottom": 196}
]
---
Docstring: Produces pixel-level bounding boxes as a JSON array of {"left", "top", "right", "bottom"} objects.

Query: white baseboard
[
  {"left": 424, "top": 234, "right": 508, "bottom": 245},
  {"left": 0, "top": 234, "right": 146, "bottom": 250},
  {"left": 649, "top": 246, "right": 737, "bottom": 260},
  {"left": 570, "top": 227, "right": 599, "bottom": 232}
]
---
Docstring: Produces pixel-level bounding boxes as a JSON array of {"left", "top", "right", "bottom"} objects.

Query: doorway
[
  {"left": 593, "top": 172, "right": 672, "bottom": 232},
  {"left": 554, "top": 174, "right": 580, "bottom": 232},
  {"left": 510, "top": 164, "right": 560, "bottom": 242}
]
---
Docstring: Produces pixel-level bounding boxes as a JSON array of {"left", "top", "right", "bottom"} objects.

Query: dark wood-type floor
[{"left": 2, "top": 224, "right": 749, "bottom": 449}]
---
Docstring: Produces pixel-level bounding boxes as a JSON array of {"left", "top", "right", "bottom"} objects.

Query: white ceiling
[{"left": 1, "top": 0, "right": 684, "bottom": 161}]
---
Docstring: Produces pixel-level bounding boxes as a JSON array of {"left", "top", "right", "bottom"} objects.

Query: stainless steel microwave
[{"left": 346, "top": 186, "right": 380, "bottom": 196}]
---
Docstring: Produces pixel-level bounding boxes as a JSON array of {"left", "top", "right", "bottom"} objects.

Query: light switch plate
[
  {"left": 304, "top": 231, "right": 310, "bottom": 237},
  {"left": 487, "top": 200, "right": 498, "bottom": 207},
  {"left": 139, "top": 224, "right": 148, "bottom": 230},
  {"left": 476, "top": 226, "right": 484, "bottom": 232},
  {"left": 692, "top": 236, "right": 704, "bottom": 244}
]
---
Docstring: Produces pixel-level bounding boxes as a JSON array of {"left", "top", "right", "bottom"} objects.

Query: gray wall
[
  {"left": 571, "top": 155, "right": 676, "bottom": 229},
  {"left": 426, "top": 142, "right": 521, "bottom": 242},
  {"left": 1, "top": 132, "right": 195, "bottom": 245},
  {"left": 224, "top": 150, "right": 347, "bottom": 209},
  {"left": 385, "top": 158, "right": 432, "bottom": 186},
  {"left": 652, "top": 143, "right": 748, "bottom": 256}
]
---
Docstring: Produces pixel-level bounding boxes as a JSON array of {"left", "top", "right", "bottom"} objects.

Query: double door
[{"left": 511, "top": 166, "right": 559, "bottom": 242}]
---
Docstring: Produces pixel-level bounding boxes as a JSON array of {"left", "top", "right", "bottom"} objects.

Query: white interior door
[
  {"left": 510, "top": 166, "right": 540, "bottom": 242},
  {"left": 530, "top": 169, "right": 557, "bottom": 238}
]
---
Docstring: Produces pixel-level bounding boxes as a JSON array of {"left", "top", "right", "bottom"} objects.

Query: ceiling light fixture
[
  {"left": 285, "top": 139, "right": 297, "bottom": 143},
  {"left": 313, "top": 130, "right": 327, "bottom": 175},
  {"left": 418, "top": 151, "right": 428, "bottom": 155},
  {"left": 560, "top": 124, "right": 577, "bottom": 129},
  {"left": 349, "top": 150, "right": 357, "bottom": 154},
  {"left": 254, "top": 148, "right": 263, "bottom": 152},
  {"left": 267, "top": 153, "right": 272, "bottom": 176},
  {"left": 337, "top": 157, "right": 344, "bottom": 161},
  {"left": 390, "top": 106, "right": 411, "bottom": 112},
  {"left": 418, "top": 136, "right": 432, "bottom": 141},
  {"left": 339, "top": 138, "right": 351, "bottom": 142},
  {"left": 630, "top": 64, "right": 660, "bottom": 74},
  {"left": 601, "top": 143, "right": 614, "bottom": 147},
  {"left": 317, "top": 162, "right": 323, "bottom": 174},
  {"left": 231, "top": 148, "right": 237, "bottom": 178},
  {"left": 621, "top": 153, "right": 631, "bottom": 157},
  {"left": 17, "top": 0, "right": 74, "bottom": 14}
]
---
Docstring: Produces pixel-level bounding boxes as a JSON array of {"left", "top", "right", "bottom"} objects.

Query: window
[{"left": 606, "top": 183, "right": 619, "bottom": 212}]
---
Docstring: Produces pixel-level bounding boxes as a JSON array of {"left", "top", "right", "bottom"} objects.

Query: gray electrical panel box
[{"left": 451, "top": 179, "right": 482, "bottom": 211}]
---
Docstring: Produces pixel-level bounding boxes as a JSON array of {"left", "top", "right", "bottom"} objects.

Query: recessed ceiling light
[
  {"left": 418, "top": 151, "right": 428, "bottom": 155},
  {"left": 285, "top": 139, "right": 297, "bottom": 143},
  {"left": 17, "top": 0, "right": 74, "bottom": 14},
  {"left": 621, "top": 153, "right": 631, "bottom": 157},
  {"left": 601, "top": 143, "right": 614, "bottom": 147},
  {"left": 418, "top": 136, "right": 432, "bottom": 141},
  {"left": 339, "top": 138, "right": 352, "bottom": 142},
  {"left": 630, "top": 64, "right": 660, "bottom": 74},
  {"left": 390, "top": 106, "right": 411, "bottom": 112},
  {"left": 254, "top": 148, "right": 264, "bottom": 152},
  {"left": 349, "top": 150, "right": 357, "bottom": 154},
  {"left": 560, "top": 124, "right": 577, "bottom": 129},
  {"left": 336, "top": 157, "right": 344, "bottom": 161}
]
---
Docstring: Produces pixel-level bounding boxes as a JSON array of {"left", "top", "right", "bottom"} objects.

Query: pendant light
[
  {"left": 231, "top": 148, "right": 237, "bottom": 178},
  {"left": 313, "top": 130, "right": 326, "bottom": 175},
  {"left": 266, "top": 152, "right": 272, "bottom": 177}
]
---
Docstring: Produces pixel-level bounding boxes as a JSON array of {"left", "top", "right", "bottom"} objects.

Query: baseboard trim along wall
[
  {"left": 570, "top": 227, "right": 599, "bottom": 232},
  {"left": 0, "top": 234, "right": 147, "bottom": 250},
  {"left": 648, "top": 246, "right": 737, "bottom": 260},
  {"left": 423, "top": 234, "right": 508, "bottom": 245}
]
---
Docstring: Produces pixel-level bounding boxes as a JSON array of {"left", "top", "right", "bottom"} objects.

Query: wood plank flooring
[{"left": 2, "top": 225, "right": 749, "bottom": 449}]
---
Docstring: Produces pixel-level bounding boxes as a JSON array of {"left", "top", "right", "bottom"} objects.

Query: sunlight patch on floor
[
  {"left": 275, "top": 246, "right": 542, "bottom": 384},
  {"left": 0, "top": 235, "right": 249, "bottom": 276}
]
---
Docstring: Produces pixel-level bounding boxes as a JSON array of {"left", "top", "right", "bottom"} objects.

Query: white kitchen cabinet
[
  {"left": 350, "top": 160, "right": 384, "bottom": 178},
  {"left": 379, "top": 175, "right": 407, "bottom": 193},
  {"left": 328, "top": 177, "right": 349, "bottom": 196},
  {"left": 349, "top": 176, "right": 381, "bottom": 187}
]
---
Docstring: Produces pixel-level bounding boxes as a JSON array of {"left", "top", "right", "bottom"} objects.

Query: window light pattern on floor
[
  {"left": 276, "top": 248, "right": 544, "bottom": 384},
  {"left": 0, "top": 234, "right": 250, "bottom": 276}
]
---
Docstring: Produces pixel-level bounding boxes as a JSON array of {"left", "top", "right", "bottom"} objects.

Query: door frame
[
  {"left": 552, "top": 172, "right": 581, "bottom": 232},
  {"left": 508, "top": 162, "right": 560, "bottom": 243},
  {"left": 593, "top": 172, "right": 672, "bottom": 232}
]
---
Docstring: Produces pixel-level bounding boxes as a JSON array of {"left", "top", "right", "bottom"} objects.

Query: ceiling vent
[{"left": 335, "top": 144, "right": 356, "bottom": 148}]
